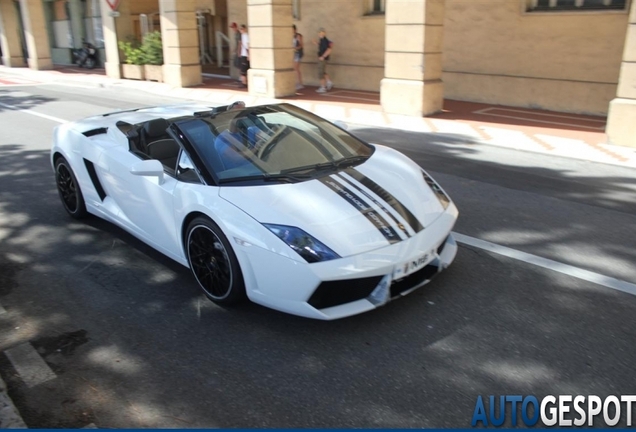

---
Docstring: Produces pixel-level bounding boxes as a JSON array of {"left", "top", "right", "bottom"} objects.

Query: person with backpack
[{"left": 312, "top": 27, "right": 333, "bottom": 93}]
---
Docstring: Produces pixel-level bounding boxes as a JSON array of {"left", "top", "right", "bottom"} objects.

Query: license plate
[{"left": 393, "top": 251, "right": 433, "bottom": 280}]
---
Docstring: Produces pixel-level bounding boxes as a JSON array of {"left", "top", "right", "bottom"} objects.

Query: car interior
[
  {"left": 117, "top": 103, "right": 356, "bottom": 184},
  {"left": 125, "top": 118, "right": 181, "bottom": 172}
]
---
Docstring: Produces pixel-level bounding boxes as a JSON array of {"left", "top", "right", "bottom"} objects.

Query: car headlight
[
  {"left": 263, "top": 224, "right": 340, "bottom": 263},
  {"left": 422, "top": 170, "right": 451, "bottom": 209}
]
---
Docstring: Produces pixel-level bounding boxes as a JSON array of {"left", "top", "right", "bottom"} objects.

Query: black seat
[
  {"left": 147, "top": 139, "right": 180, "bottom": 171},
  {"left": 139, "top": 118, "right": 171, "bottom": 154}
]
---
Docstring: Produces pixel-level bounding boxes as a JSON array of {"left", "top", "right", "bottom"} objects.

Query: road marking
[
  {"left": 4, "top": 343, "right": 57, "bottom": 388},
  {"left": 0, "top": 101, "right": 68, "bottom": 124},
  {"left": 453, "top": 232, "right": 636, "bottom": 297}
]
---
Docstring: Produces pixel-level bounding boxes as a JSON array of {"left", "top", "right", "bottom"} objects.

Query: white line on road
[
  {"left": 0, "top": 101, "right": 68, "bottom": 124},
  {"left": 453, "top": 232, "right": 636, "bottom": 297},
  {"left": 4, "top": 343, "right": 57, "bottom": 388}
]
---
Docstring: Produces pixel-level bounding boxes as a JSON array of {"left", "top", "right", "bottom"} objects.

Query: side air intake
[{"left": 83, "top": 159, "right": 107, "bottom": 201}]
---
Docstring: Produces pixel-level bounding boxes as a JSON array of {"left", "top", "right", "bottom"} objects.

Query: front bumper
[{"left": 235, "top": 204, "right": 458, "bottom": 320}]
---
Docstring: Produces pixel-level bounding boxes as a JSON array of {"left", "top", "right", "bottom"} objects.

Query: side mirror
[
  {"left": 333, "top": 120, "right": 348, "bottom": 130},
  {"left": 130, "top": 159, "right": 164, "bottom": 184}
]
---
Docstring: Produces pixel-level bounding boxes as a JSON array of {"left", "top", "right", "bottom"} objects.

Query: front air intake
[{"left": 308, "top": 276, "right": 384, "bottom": 310}]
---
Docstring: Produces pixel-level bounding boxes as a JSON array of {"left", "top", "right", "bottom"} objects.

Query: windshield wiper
[
  {"left": 280, "top": 155, "right": 369, "bottom": 175},
  {"left": 217, "top": 173, "right": 312, "bottom": 184},
  {"left": 281, "top": 161, "right": 338, "bottom": 175},
  {"left": 335, "top": 155, "right": 370, "bottom": 168}
]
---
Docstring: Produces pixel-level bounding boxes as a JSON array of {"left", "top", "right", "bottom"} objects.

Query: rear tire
[
  {"left": 186, "top": 216, "right": 246, "bottom": 305},
  {"left": 55, "top": 157, "right": 88, "bottom": 219}
]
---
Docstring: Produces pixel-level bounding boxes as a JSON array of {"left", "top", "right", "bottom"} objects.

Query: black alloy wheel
[
  {"left": 55, "top": 157, "right": 88, "bottom": 219},
  {"left": 186, "top": 217, "right": 246, "bottom": 305}
]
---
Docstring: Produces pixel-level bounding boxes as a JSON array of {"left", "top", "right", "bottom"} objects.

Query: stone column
[
  {"left": 18, "top": 0, "right": 52, "bottom": 70},
  {"left": 381, "top": 0, "right": 444, "bottom": 116},
  {"left": 68, "top": 0, "right": 85, "bottom": 48},
  {"left": 99, "top": 0, "right": 121, "bottom": 78},
  {"left": 606, "top": 1, "right": 636, "bottom": 148},
  {"left": 0, "top": 0, "right": 26, "bottom": 67},
  {"left": 159, "top": 0, "right": 202, "bottom": 87},
  {"left": 246, "top": 0, "right": 295, "bottom": 98}
]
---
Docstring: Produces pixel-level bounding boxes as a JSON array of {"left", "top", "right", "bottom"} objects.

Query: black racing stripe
[
  {"left": 318, "top": 177, "right": 401, "bottom": 244},
  {"left": 334, "top": 173, "right": 410, "bottom": 239},
  {"left": 345, "top": 168, "right": 424, "bottom": 233}
]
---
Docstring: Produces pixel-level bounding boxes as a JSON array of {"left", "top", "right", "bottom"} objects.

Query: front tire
[
  {"left": 186, "top": 217, "right": 246, "bottom": 305},
  {"left": 55, "top": 157, "right": 88, "bottom": 219}
]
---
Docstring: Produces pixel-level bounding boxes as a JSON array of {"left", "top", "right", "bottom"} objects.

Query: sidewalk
[{"left": 1, "top": 65, "right": 635, "bottom": 168}]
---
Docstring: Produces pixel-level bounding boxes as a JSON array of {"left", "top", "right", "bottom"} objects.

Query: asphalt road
[{"left": 0, "top": 82, "right": 635, "bottom": 428}]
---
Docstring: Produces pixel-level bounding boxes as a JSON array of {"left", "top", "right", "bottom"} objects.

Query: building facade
[{"left": 0, "top": 0, "right": 634, "bottom": 147}]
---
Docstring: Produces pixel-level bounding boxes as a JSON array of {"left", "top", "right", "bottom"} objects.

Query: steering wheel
[{"left": 256, "top": 125, "right": 287, "bottom": 159}]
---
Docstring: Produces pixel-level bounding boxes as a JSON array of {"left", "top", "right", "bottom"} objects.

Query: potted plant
[
  {"left": 118, "top": 39, "right": 145, "bottom": 80},
  {"left": 141, "top": 31, "right": 164, "bottom": 82}
]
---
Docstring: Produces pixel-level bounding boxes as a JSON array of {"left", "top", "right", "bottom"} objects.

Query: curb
[{"left": 0, "top": 375, "right": 27, "bottom": 428}]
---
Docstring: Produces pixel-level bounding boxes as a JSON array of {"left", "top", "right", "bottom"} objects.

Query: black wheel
[
  {"left": 186, "top": 217, "right": 246, "bottom": 305},
  {"left": 55, "top": 157, "right": 88, "bottom": 219},
  {"left": 85, "top": 57, "right": 96, "bottom": 69}
]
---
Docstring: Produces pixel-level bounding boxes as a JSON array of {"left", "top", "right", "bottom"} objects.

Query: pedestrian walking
[
  {"left": 238, "top": 24, "right": 250, "bottom": 88},
  {"left": 312, "top": 27, "right": 333, "bottom": 93},
  {"left": 230, "top": 22, "right": 241, "bottom": 81},
  {"left": 293, "top": 25, "right": 304, "bottom": 90}
]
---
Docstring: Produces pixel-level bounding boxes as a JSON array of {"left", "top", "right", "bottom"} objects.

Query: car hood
[{"left": 219, "top": 146, "right": 446, "bottom": 257}]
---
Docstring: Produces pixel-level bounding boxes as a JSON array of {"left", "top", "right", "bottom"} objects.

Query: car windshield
[{"left": 175, "top": 104, "right": 374, "bottom": 185}]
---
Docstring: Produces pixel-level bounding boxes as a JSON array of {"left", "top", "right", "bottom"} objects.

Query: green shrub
[
  {"left": 118, "top": 40, "right": 144, "bottom": 65},
  {"left": 141, "top": 31, "right": 163, "bottom": 65}
]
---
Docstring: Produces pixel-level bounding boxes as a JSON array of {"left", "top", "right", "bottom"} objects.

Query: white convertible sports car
[{"left": 51, "top": 102, "right": 458, "bottom": 320}]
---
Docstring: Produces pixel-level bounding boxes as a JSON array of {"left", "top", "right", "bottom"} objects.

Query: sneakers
[
  {"left": 296, "top": 84, "right": 304, "bottom": 90},
  {"left": 316, "top": 87, "right": 327, "bottom": 93},
  {"left": 326, "top": 80, "right": 333, "bottom": 91}
]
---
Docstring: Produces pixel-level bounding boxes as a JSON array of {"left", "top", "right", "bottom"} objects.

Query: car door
[{"left": 99, "top": 146, "right": 180, "bottom": 258}]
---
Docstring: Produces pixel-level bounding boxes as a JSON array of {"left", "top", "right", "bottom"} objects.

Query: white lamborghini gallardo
[{"left": 51, "top": 102, "right": 458, "bottom": 320}]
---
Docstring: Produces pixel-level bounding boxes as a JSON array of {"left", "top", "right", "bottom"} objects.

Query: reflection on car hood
[{"left": 220, "top": 146, "right": 446, "bottom": 257}]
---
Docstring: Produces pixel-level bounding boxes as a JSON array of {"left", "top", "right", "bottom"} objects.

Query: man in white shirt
[{"left": 238, "top": 25, "right": 250, "bottom": 88}]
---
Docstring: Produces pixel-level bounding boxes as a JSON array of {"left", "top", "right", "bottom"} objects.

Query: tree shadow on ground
[
  {"left": 0, "top": 90, "right": 57, "bottom": 112},
  {"left": 0, "top": 142, "right": 635, "bottom": 427}
]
